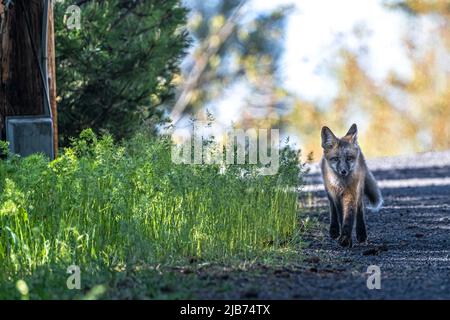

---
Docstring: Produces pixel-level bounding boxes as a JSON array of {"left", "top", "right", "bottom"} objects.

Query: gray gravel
[
  {"left": 295, "top": 150, "right": 450, "bottom": 299},
  {"left": 188, "top": 151, "right": 450, "bottom": 299}
]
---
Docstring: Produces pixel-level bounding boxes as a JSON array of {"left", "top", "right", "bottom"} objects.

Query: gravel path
[
  {"left": 294, "top": 150, "right": 450, "bottom": 299},
  {"left": 188, "top": 151, "right": 450, "bottom": 299}
]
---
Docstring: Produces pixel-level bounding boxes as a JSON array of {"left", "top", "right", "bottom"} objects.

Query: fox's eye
[
  {"left": 346, "top": 156, "right": 355, "bottom": 161},
  {"left": 331, "top": 157, "right": 339, "bottom": 162}
]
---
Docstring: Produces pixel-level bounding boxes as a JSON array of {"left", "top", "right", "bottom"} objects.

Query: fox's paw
[
  {"left": 329, "top": 225, "right": 340, "bottom": 239},
  {"left": 338, "top": 234, "right": 353, "bottom": 248}
]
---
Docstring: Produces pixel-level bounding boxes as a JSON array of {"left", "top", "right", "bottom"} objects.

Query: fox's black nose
[{"left": 340, "top": 169, "right": 348, "bottom": 176}]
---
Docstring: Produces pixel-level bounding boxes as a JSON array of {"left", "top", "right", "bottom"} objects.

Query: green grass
[{"left": 0, "top": 129, "right": 304, "bottom": 299}]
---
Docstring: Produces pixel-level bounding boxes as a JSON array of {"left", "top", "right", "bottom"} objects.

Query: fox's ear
[
  {"left": 345, "top": 123, "right": 358, "bottom": 144},
  {"left": 321, "top": 126, "right": 337, "bottom": 149}
]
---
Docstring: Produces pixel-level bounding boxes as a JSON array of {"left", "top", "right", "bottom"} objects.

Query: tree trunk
[
  {"left": 47, "top": 1, "right": 57, "bottom": 156},
  {"left": 0, "top": 0, "right": 57, "bottom": 154}
]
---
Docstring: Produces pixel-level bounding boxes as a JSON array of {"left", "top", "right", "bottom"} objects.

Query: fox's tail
[{"left": 364, "top": 171, "right": 383, "bottom": 212}]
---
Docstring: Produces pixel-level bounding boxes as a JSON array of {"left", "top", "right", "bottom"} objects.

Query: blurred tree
[
  {"left": 388, "top": 0, "right": 450, "bottom": 151},
  {"left": 170, "top": 0, "right": 292, "bottom": 130},
  {"left": 55, "top": 0, "right": 189, "bottom": 146},
  {"left": 284, "top": 0, "right": 450, "bottom": 160}
]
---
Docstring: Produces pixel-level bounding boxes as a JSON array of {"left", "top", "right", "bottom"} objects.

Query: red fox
[{"left": 320, "top": 124, "right": 383, "bottom": 248}]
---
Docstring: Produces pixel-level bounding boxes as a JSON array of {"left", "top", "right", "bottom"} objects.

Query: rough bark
[{"left": 47, "top": 1, "right": 57, "bottom": 155}]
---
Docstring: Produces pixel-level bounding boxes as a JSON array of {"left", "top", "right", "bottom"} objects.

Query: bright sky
[
  {"left": 212, "top": 0, "right": 413, "bottom": 124},
  {"left": 267, "top": 0, "right": 411, "bottom": 100},
  {"left": 278, "top": 0, "right": 410, "bottom": 100}
]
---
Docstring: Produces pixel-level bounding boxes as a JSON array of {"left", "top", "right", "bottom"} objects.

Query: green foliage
[
  {"left": 285, "top": 1, "right": 450, "bottom": 159},
  {"left": 55, "top": 0, "right": 189, "bottom": 145},
  {"left": 0, "top": 129, "right": 304, "bottom": 298}
]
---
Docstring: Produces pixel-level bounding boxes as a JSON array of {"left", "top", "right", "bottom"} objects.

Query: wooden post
[
  {"left": 0, "top": 0, "right": 57, "bottom": 155},
  {"left": 47, "top": 0, "right": 57, "bottom": 156}
]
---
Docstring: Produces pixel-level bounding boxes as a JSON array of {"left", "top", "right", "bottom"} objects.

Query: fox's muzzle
[{"left": 336, "top": 161, "right": 351, "bottom": 177}]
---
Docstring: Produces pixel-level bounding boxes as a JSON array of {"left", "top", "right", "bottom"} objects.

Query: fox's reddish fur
[{"left": 320, "top": 124, "right": 382, "bottom": 247}]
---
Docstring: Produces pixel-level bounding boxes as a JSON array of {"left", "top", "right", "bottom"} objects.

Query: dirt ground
[{"left": 189, "top": 151, "right": 450, "bottom": 299}]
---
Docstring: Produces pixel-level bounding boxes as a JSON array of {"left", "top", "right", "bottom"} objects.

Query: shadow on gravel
[
  {"left": 305, "top": 165, "right": 450, "bottom": 185},
  {"left": 382, "top": 185, "right": 450, "bottom": 196},
  {"left": 298, "top": 163, "right": 450, "bottom": 299},
  {"left": 371, "top": 165, "right": 450, "bottom": 180}
]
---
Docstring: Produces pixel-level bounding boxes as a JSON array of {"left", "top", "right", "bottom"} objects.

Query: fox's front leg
[
  {"left": 327, "top": 194, "right": 340, "bottom": 239},
  {"left": 355, "top": 202, "right": 367, "bottom": 243},
  {"left": 338, "top": 194, "right": 355, "bottom": 248}
]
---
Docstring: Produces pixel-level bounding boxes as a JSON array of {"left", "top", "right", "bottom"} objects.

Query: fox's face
[{"left": 321, "top": 124, "right": 360, "bottom": 178}]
